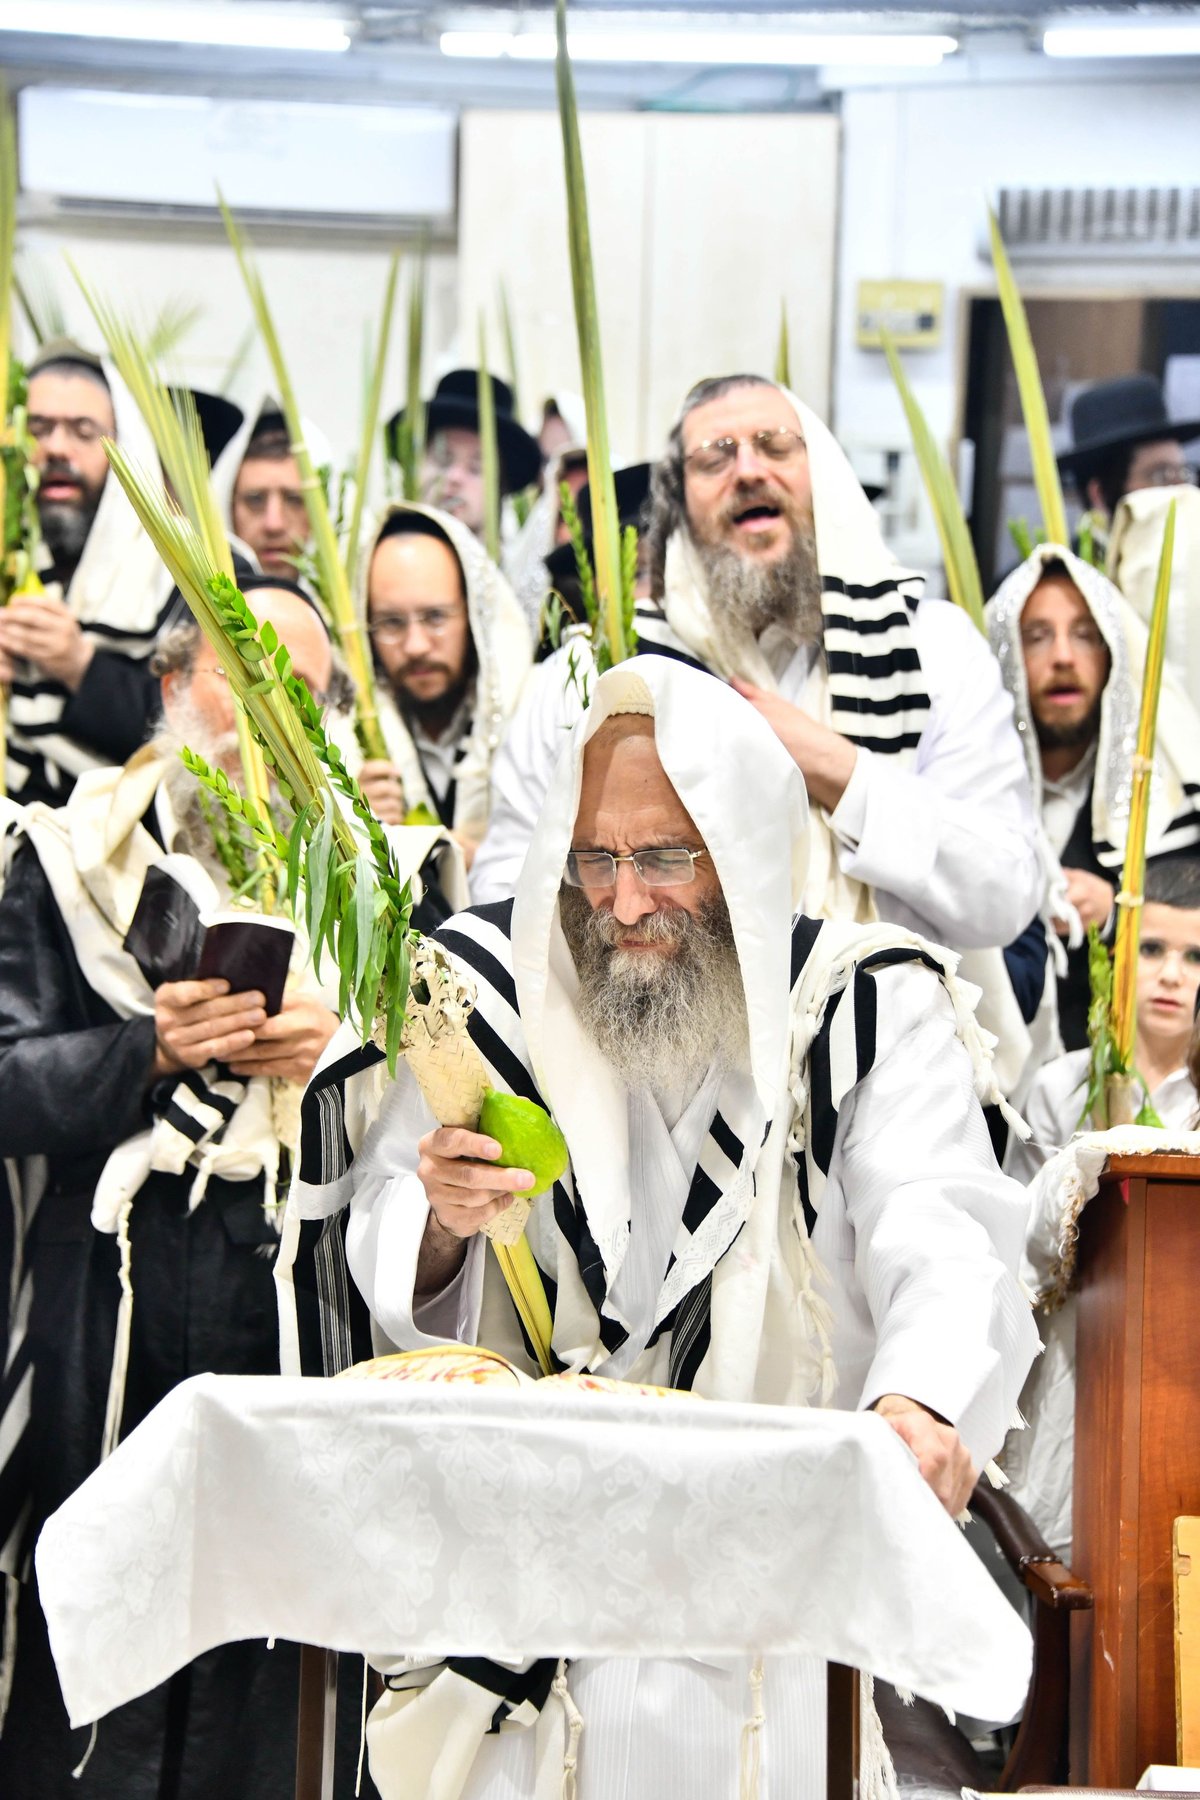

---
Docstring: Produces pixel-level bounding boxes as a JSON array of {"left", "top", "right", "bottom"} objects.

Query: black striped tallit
[
  {"left": 634, "top": 573, "right": 931, "bottom": 759},
  {"left": 285, "top": 901, "right": 941, "bottom": 1391},
  {"left": 282, "top": 900, "right": 947, "bottom": 1731}
]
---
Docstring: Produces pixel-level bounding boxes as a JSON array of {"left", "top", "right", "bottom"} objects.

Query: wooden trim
[
  {"left": 1103, "top": 1154, "right": 1200, "bottom": 1178},
  {"left": 827, "top": 1663, "right": 860, "bottom": 1800},
  {"left": 295, "top": 1645, "right": 339, "bottom": 1800}
]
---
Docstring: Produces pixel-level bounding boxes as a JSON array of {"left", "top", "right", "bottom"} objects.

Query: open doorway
[{"left": 962, "top": 292, "right": 1200, "bottom": 589}]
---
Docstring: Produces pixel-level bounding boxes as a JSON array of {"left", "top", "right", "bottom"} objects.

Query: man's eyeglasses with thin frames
[{"left": 564, "top": 847, "right": 709, "bottom": 889}]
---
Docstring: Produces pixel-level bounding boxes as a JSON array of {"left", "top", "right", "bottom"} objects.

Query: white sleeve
[
  {"left": 837, "top": 962, "right": 1039, "bottom": 1466},
  {"left": 1002, "top": 1051, "right": 1089, "bottom": 1188},
  {"left": 829, "top": 603, "right": 1041, "bottom": 951},
  {"left": 470, "top": 649, "right": 588, "bottom": 905},
  {"left": 343, "top": 1060, "right": 486, "bottom": 1350}
]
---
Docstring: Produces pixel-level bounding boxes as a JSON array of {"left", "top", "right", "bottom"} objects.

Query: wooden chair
[{"left": 875, "top": 1477, "right": 1092, "bottom": 1794}]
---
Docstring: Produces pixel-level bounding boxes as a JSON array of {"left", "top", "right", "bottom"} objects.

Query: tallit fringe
[
  {"left": 859, "top": 1674, "right": 900, "bottom": 1800},
  {"left": 356, "top": 1656, "right": 369, "bottom": 1797},
  {"left": 551, "top": 1661, "right": 583, "bottom": 1800},
  {"left": 739, "top": 1655, "right": 766, "bottom": 1800},
  {"left": 0, "top": 1573, "right": 17, "bottom": 1735},
  {"left": 71, "top": 1719, "right": 99, "bottom": 1780},
  {"left": 100, "top": 1194, "right": 135, "bottom": 1461}
]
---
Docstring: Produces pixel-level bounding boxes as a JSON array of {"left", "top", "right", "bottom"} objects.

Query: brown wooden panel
[
  {"left": 1070, "top": 1169, "right": 1146, "bottom": 1784},
  {"left": 1176, "top": 1518, "right": 1200, "bottom": 1763},
  {"left": 1136, "top": 1181, "right": 1200, "bottom": 1775}
]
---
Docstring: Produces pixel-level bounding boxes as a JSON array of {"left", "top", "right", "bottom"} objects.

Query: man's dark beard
[
  {"left": 396, "top": 672, "right": 472, "bottom": 740},
  {"left": 558, "top": 883, "right": 749, "bottom": 1096},
  {"left": 690, "top": 482, "right": 824, "bottom": 647},
  {"left": 37, "top": 460, "right": 104, "bottom": 570},
  {"left": 1032, "top": 690, "right": 1103, "bottom": 754}
]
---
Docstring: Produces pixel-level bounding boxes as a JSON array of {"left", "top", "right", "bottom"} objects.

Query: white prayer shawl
[
  {"left": 986, "top": 541, "right": 1200, "bottom": 874},
  {"left": 502, "top": 444, "right": 585, "bottom": 633},
  {"left": 278, "top": 657, "right": 1038, "bottom": 1800},
  {"left": 6, "top": 355, "right": 175, "bottom": 798},
  {"left": 15, "top": 750, "right": 299, "bottom": 1227},
  {"left": 362, "top": 502, "right": 533, "bottom": 846},
  {"left": 658, "top": 383, "right": 928, "bottom": 927},
  {"left": 208, "top": 391, "right": 335, "bottom": 562},
  {"left": 1108, "top": 482, "right": 1200, "bottom": 709}
]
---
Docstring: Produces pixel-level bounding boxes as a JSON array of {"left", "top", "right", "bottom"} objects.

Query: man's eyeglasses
[
  {"left": 1020, "top": 622, "right": 1106, "bottom": 653},
  {"left": 564, "top": 847, "right": 709, "bottom": 889},
  {"left": 684, "top": 428, "right": 805, "bottom": 479},
  {"left": 235, "top": 489, "right": 309, "bottom": 520},
  {"left": 28, "top": 415, "right": 110, "bottom": 446},
  {"left": 369, "top": 608, "right": 464, "bottom": 643},
  {"left": 1135, "top": 464, "right": 1198, "bottom": 491}
]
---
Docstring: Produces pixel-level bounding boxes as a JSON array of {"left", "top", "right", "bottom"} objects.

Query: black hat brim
[
  {"left": 1058, "top": 415, "right": 1200, "bottom": 473},
  {"left": 386, "top": 396, "right": 542, "bottom": 494}
]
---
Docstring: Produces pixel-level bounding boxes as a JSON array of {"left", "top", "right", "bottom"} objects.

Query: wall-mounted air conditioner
[{"left": 17, "top": 87, "right": 457, "bottom": 228}]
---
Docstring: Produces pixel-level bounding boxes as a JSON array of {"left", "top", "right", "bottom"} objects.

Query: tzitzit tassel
[
  {"left": 100, "top": 1194, "right": 135, "bottom": 1459},
  {"left": 859, "top": 1673, "right": 900, "bottom": 1800},
  {"left": 739, "top": 1656, "right": 766, "bottom": 1800},
  {"left": 552, "top": 1661, "right": 583, "bottom": 1800}
]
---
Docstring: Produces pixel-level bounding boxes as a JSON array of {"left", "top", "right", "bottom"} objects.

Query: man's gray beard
[
  {"left": 39, "top": 496, "right": 100, "bottom": 567},
  {"left": 150, "top": 701, "right": 246, "bottom": 880},
  {"left": 692, "top": 515, "right": 824, "bottom": 656},
  {"left": 558, "top": 884, "right": 750, "bottom": 1100}
]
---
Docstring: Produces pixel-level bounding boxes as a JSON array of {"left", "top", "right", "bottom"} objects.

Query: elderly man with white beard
[
  {"left": 280, "top": 655, "right": 1038, "bottom": 1800},
  {"left": 0, "top": 579, "right": 355, "bottom": 1799},
  {"left": 471, "top": 375, "right": 1039, "bottom": 960}
]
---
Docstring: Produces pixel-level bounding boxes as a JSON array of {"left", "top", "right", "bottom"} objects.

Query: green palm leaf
[
  {"left": 988, "top": 206, "right": 1069, "bottom": 548},
  {"left": 555, "top": 0, "right": 632, "bottom": 669},
  {"left": 881, "top": 329, "right": 986, "bottom": 634},
  {"left": 218, "top": 190, "right": 387, "bottom": 760}
]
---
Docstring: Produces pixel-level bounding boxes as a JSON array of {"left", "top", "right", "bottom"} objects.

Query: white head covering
[
  {"left": 661, "top": 378, "right": 924, "bottom": 694},
  {"left": 1108, "top": 482, "right": 1200, "bottom": 706},
  {"left": 209, "top": 393, "right": 335, "bottom": 565},
  {"left": 506, "top": 657, "right": 808, "bottom": 1272},
  {"left": 5, "top": 343, "right": 176, "bottom": 797},
  {"left": 986, "top": 540, "right": 1200, "bottom": 866},
  {"left": 361, "top": 500, "right": 532, "bottom": 843}
]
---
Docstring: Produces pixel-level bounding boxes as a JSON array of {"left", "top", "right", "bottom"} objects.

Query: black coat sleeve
[
  {"left": 56, "top": 649, "right": 163, "bottom": 767},
  {"left": 1002, "top": 913, "right": 1051, "bottom": 1026},
  {"left": 0, "top": 843, "right": 158, "bottom": 1159}
]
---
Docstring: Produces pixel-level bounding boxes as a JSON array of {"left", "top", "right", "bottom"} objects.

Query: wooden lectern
[{"left": 1071, "top": 1152, "right": 1200, "bottom": 1783}]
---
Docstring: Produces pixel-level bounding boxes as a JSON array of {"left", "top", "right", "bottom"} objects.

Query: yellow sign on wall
[{"left": 856, "top": 279, "right": 944, "bottom": 349}]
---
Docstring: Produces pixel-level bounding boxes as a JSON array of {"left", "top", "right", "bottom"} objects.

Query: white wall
[
  {"left": 458, "top": 109, "right": 839, "bottom": 460},
  {"left": 15, "top": 222, "right": 458, "bottom": 492},
  {"left": 834, "top": 77, "right": 1200, "bottom": 562}
]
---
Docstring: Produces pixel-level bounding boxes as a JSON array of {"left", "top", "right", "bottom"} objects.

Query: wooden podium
[{"left": 1071, "top": 1152, "right": 1200, "bottom": 1783}]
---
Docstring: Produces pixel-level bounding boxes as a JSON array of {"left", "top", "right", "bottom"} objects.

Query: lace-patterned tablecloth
[{"left": 36, "top": 1374, "right": 1031, "bottom": 1729}]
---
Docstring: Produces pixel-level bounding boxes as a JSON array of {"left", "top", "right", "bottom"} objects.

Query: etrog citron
[{"left": 478, "top": 1088, "right": 569, "bottom": 1196}]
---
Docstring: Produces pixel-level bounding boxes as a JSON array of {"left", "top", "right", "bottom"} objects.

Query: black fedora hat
[
  {"left": 544, "top": 463, "right": 652, "bottom": 587},
  {"left": 1057, "top": 374, "right": 1200, "bottom": 474},
  {"left": 387, "top": 368, "right": 542, "bottom": 494}
]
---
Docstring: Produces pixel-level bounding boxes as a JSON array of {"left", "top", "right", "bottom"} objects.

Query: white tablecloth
[{"left": 37, "top": 1373, "right": 1031, "bottom": 1729}]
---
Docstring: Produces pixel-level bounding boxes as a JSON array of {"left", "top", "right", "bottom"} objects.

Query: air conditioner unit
[
  {"left": 18, "top": 87, "right": 457, "bottom": 228},
  {"left": 987, "top": 185, "right": 1200, "bottom": 261}
]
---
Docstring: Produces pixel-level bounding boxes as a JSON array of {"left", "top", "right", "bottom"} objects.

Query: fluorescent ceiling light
[
  {"left": 0, "top": 3, "right": 351, "bottom": 51},
  {"left": 1043, "top": 20, "right": 1200, "bottom": 57},
  {"left": 440, "top": 28, "right": 957, "bottom": 67}
]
